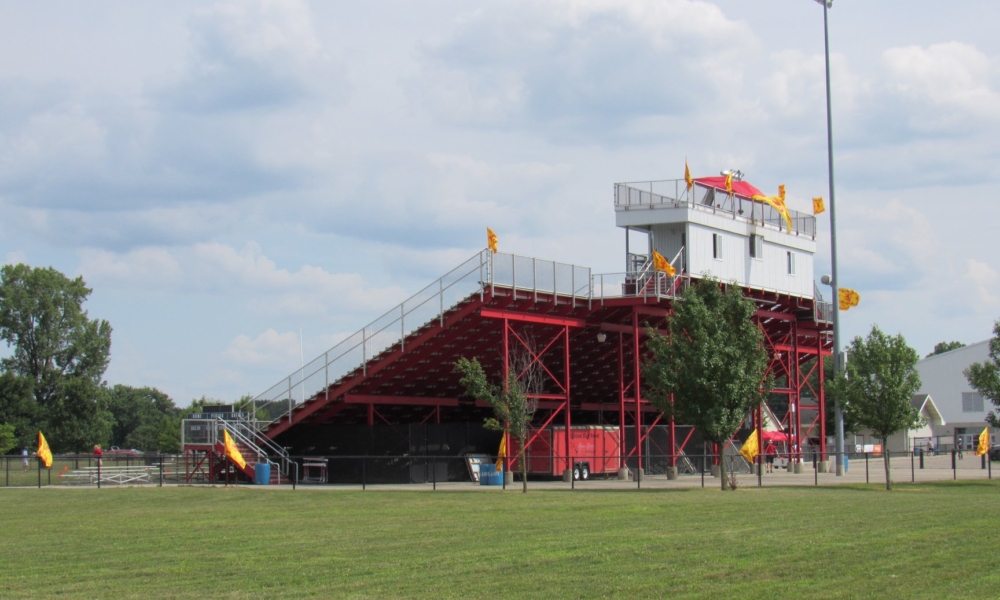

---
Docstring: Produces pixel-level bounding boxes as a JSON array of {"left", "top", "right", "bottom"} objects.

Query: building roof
[{"left": 911, "top": 393, "right": 946, "bottom": 426}]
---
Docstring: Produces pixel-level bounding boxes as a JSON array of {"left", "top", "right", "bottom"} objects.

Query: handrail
[
  {"left": 253, "top": 250, "right": 593, "bottom": 429},
  {"left": 614, "top": 181, "right": 817, "bottom": 239}
]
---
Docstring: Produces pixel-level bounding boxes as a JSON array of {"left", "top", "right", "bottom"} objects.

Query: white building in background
[
  {"left": 912, "top": 341, "right": 995, "bottom": 452},
  {"left": 855, "top": 340, "right": 996, "bottom": 453}
]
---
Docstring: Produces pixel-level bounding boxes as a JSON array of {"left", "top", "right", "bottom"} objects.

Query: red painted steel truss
[{"left": 262, "top": 282, "right": 832, "bottom": 466}]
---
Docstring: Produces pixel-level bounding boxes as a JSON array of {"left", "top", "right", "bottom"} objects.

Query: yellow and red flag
[
  {"left": 684, "top": 159, "right": 693, "bottom": 192},
  {"left": 487, "top": 228, "right": 498, "bottom": 254},
  {"left": 976, "top": 427, "right": 989, "bottom": 457},
  {"left": 740, "top": 429, "right": 760, "bottom": 462},
  {"left": 813, "top": 196, "right": 825, "bottom": 215},
  {"left": 724, "top": 172, "right": 734, "bottom": 197},
  {"left": 37, "top": 431, "right": 53, "bottom": 469},
  {"left": 838, "top": 288, "right": 860, "bottom": 311},
  {"left": 495, "top": 435, "right": 507, "bottom": 472},
  {"left": 222, "top": 430, "right": 247, "bottom": 470},
  {"left": 752, "top": 192, "right": 793, "bottom": 232},
  {"left": 652, "top": 250, "right": 676, "bottom": 277}
]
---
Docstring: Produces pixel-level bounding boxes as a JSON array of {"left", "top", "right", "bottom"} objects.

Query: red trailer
[{"left": 512, "top": 426, "right": 621, "bottom": 480}]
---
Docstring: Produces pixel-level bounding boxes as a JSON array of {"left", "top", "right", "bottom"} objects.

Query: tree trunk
[
  {"left": 521, "top": 454, "right": 527, "bottom": 494},
  {"left": 720, "top": 446, "right": 727, "bottom": 491},
  {"left": 882, "top": 437, "right": 892, "bottom": 491}
]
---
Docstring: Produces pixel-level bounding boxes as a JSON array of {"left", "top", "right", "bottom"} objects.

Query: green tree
[
  {"left": 0, "top": 264, "right": 113, "bottom": 451},
  {"left": 0, "top": 423, "right": 16, "bottom": 455},
  {"left": 828, "top": 326, "right": 922, "bottom": 490},
  {"left": 455, "top": 353, "right": 540, "bottom": 493},
  {"left": 0, "top": 371, "right": 38, "bottom": 448},
  {"left": 104, "top": 385, "right": 181, "bottom": 452},
  {"left": 644, "top": 278, "right": 772, "bottom": 491},
  {"left": 965, "top": 320, "right": 1000, "bottom": 429},
  {"left": 927, "top": 341, "right": 965, "bottom": 358},
  {"left": 0, "top": 264, "right": 112, "bottom": 408},
  {"left": 43, "top": 377, "right": 112, "bottom": 453}
]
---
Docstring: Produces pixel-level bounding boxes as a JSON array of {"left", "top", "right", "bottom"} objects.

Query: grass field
[{"left": 1, "top": 481, "right": 998, "bottom": 598}]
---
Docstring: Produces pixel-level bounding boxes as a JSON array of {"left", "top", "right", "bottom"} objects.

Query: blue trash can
[
  {"left": 479, "top": 467, "right": 503, "bottom": 486},
  {"left": 254, "top": 462, "right": 271, "bottom": 485},
  {"left": 843, "top": 455, "right": 849, "bottom": 473}
]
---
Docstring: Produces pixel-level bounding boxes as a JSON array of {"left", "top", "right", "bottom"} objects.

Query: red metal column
[
  {"left": 632, "top": 311, "right": 643, "bottom": 470},
  {"left": 793, "top": 322, "right": 802, "bottom": 463},
  {"left": 367, "top": 402, "right": 374, "bottom": 426},
  {"left": 618, "top": 332, "right": 626, "bottom": 461},
  {"left": 563, "top": 325, "right": 571, "bottom": 463},
  {"left": 818, "top": 335, "right": 827, "bottom": 460},
  {"left": 503, "top": 318, "right": 509, "bottom": 474}
]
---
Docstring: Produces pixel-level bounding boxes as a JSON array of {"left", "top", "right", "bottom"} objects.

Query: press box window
[
  {"left": 787, "top": 251, "right": 795, "bottom": 275},
  {"left": 749, "top": 234, "right": 762, "bottom": 259},
  {"left": 713, "top": 234, "right": 722, "bottom": 259}
]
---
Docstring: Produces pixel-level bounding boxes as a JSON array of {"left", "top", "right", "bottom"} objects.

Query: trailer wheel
[
  {"left": 572, "top": 465, "right": 581, "bottom": 480},
  {"left": 580, "top": 464, "right": 590, "bottom": 480}
]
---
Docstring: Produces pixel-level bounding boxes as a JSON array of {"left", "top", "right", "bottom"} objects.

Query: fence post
[
  {"left": 982, "top": 454, "right": 987, "bottom": 470},
  {"left": 5, "top": 456, "right": 8, "bottom": 487},
  {"left": 701, "top": 454, "right": 705, "bottom": 488},
  {"left": 911, "top": 451, "right": 914, "bottom": 483},
  {"left": 865, "top": 453, "right": 869, "bottom": 484},
  {"left": 571, "top": 456, "right": 574, "bottom": 490},
  {"left": 757, "top": 454, "right": 762, "bottom": 487},
  {"left": 919, "top": 449, "right": 924, "bottom": 469},
  {"left": 37, "top": 459, "right": 41, "bottom": 489},
  {"left": 989, "top": 456, "right": 992, "bottom": 480},
  {"left": 362, "top": 457, "right": 366, "bottom": 491},
  {"left": 814, "top": 453, "right": 818, "bottom": 486},
  {"left": 432, "top": 458, "right": 436, "bottom": 491},
  {"left": 293, "top": 461, "right": 298, "bottom": 490},
  {"left": 952, "top": 450, "right": 957, "bottom": 480},
  {"left": 97, "top": 457, "right": 101, "bottom": 489},
  {"left": 159, "top": 455, "right": 164, "bottom": 487}
]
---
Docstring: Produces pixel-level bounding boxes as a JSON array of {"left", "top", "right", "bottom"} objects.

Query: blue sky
[{"left": 2, "top": 0, "right": 998, "bottom": 405}]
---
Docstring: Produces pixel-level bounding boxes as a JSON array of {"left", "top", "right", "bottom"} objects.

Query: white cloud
[
  {"left": 964, "top": 258, "right": 1000, "bottom": 310},
  {"left": 223, "top": 328, "right": 300, "bottom": 366},
  {"left": 78, "top": 241, "right": 407, "bottom": 317},
  {"left": 4, "top": 250, "right": 26, "bottom": 265},
  {"left": 882, "top": 42, "right": 1000, "bottom": 121}
]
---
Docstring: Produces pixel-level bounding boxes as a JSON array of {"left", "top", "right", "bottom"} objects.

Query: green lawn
[{"left": 1, "top": 481, "right": 998, "bottom": 598}]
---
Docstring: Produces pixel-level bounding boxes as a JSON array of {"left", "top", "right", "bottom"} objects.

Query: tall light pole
[{"left": 815, "top": 0, "right": 846, "bottom": 475}]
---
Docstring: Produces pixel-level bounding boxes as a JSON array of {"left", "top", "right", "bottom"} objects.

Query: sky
[{"left": 2, "top": 0, "right": 999, "bottom": 406}]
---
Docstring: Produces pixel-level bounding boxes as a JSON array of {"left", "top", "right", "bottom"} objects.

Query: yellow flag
[
  {"left": 222, "top": 430, "right": 247, "bottom": 470},
  {"left": 838, "top": 288, "right": 860, "bottom": 311},
  {"left": 813, "top": 196, "right": 825, "bottom": 215},
  {"left": 37, "top": 431, "right": 53, "bottom": 469},
  {"left": 652, "top": 250, "right": 676, "bottom": 277},
  {"left": 487, "top": 228, "right": 498, "bottom": 254},
  {"left": 684, "top": 159, "right": 693, "bottom": 191},
  {"left": 976, "top": 427, "right": 989, "bottom": 457},
  {"left": 495, "top": 435, "right": 506, "bottom": 472},
  {"left": 724, "top": 172, "right": 733, "bottom": 197},
  {"left": 751, "top": 194, "right": 794, "bottom": 232},
  {"left": 740, "top": 429, "right": 760, "bottom": 462}
]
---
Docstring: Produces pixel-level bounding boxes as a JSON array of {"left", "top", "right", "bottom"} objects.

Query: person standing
[
  {"left": 21, "top": 447, "right": 29, "bottom": 471},
  {"left": 764, "top": 441, "right": 777, "bottom": 474},
  {"left": 94, "top": 445, "right": 103, "bottom": 466}
]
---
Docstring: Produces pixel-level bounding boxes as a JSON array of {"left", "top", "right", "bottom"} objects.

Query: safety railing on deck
[
  {"left": 615, "top": 180, "right": 816, "bottom": 239},
  {"left": 253, "top": 250, "right": 593, "bottom": 428}
]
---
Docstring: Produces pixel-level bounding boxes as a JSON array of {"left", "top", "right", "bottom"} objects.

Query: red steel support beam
[
  {"left": 633, "top": 310, "right": 643, "bottom": 470},
  {"left": 344, "top": 394, "right": 461, "bottom": 407},
  {"left": 481, "top": 308, "right": 587, "bottom": 328}
]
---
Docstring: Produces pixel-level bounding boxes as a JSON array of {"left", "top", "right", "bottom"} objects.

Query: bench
[{"left": 60, "top": 465, "right": 157, "bottom": 485}]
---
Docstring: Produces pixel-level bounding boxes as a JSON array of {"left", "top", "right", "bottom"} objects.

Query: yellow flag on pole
[
  {"left": 37, "top": 431, "right": 53, "bottom": 468},
  {"left": 684, "top": 159, "right": 693, "bottom": 192},
  {"left": 740, "top": 429, "right": 760, "bottom": 462},
  {"left": 976, "top": 427, "right": 989, "bottom": 457},
  {"left": 652, "top": 250, "right": 676, "bottom": 277},
  {"left": 487, "top": 228, "right": 498, "bottom": 254},
  {"left": 495, "top": 435, "right": 506, "bottom": 472},
  {"left": 838, "top": 288, "right": 860, "bottom": 311},
  {"left": 222, "top": 430, "right": 247, "bottom": 470},
  {"left": 813, "top": 197, "right": 825, "bottom": 215},
  {"left": 724, "top": 172, "right": 734, "bottom": 197}
]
